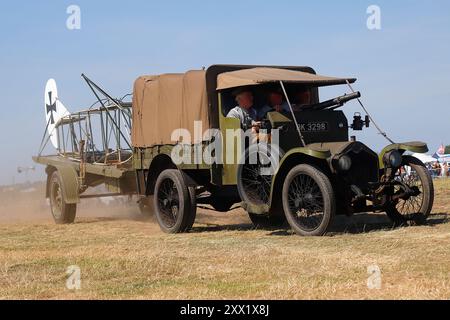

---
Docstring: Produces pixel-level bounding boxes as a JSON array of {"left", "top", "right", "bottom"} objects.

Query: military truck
[{"left": 34, "top": 65, "right": 434, "bottom": 236}]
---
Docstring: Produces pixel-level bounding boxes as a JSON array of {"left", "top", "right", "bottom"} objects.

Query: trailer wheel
[
  {"left": 282, "top": 164, "right": 335, "bottom": 236},
  {"left": 153, "top": 169, "right": 194, "bottom": 233},
  {"left": 385, "top": 156, "right": 434, "bottom": 226},
  {"left": 49, "top": 171, "right": 77, "bottom": 224}
]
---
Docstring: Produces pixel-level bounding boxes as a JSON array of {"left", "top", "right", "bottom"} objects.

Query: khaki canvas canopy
[
  {"left": 131, "top": 66, "right": 356, "bottom": 147},
  {"left": 217, "top": 67, "right": 356, "bottom": 90},
  {"left": 132, "top": 70, "right": 209, "bottom": 147}
]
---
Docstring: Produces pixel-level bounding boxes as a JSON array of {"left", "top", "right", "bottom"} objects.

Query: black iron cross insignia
[{"left": 46, "top": 91, "right": 57, "bottom": 124}]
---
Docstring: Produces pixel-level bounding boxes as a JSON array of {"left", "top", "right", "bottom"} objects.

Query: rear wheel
[
  {"left": 282, "top": 164, "right": 335, "bottom": 236},
  {"left": 49, "top": 171, "right": 76, "bottom": 224},
  {"left": 154, "top": 169, "right": 195, "bottom": 233},
  {"left": 385, "top": 156, "right": 434, "bottom": 225}
]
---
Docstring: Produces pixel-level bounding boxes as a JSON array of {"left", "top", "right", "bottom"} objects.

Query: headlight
[
  {"left": 337, "top": 155, "right": 352, "bottom": 171},
  {"left": 384, "top": 150, "right": 402, "bottom": 168}
]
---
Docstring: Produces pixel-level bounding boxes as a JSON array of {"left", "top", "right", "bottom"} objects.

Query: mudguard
[
  {"left": 46, "top": 165, "right": 80, "bottom": 204},
  {"left": 282, "top": 146, "right": 332, "bottom": 160},
  {"left": 379, "top": 141, "right": 428, "bottom": 168}
]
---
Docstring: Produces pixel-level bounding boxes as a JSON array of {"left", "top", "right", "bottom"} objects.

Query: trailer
[{"left": 34, "top": 75, "right": 142, "bottom": 223}]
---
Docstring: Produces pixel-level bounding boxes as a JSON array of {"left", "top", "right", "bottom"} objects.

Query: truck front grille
[{"left": 341, "top": 144, "right": 379, "bottom": 192}]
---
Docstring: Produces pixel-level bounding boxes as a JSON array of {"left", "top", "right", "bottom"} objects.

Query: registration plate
[{"left": 299, "top": 122, "right": 328, "bottom": 132}]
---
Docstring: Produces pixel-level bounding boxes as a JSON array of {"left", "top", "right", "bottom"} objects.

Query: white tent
[{"left": 411, "top": 153, "right": 438, "bottom": 164}]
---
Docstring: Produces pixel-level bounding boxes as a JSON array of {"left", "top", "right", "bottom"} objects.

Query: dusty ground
[{"left": 0, "top": 180, "right": 449, "bottom": 299}]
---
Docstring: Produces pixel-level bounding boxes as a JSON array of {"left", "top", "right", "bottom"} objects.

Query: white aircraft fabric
[{"left": 44, "top": 79, "right": 70, "bottom": 148}]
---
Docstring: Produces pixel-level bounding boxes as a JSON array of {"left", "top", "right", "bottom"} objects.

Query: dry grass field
[{"left": 0, "top": 179, "right": 449, "bottom": 300}]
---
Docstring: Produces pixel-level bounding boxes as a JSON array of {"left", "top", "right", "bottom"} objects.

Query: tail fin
[{"left": 44, "top": 79, "right": 70, "bottom": 148}]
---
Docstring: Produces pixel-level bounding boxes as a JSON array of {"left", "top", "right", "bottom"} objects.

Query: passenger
[
  {"left": 292, "top": 89, "right": 312, "bottom": 111},
  {"left": 227, "top": 87, "right": 260, "bottom": 131},
  {"left": 258, "top": 88, "right": 290, "bottom": 119}
]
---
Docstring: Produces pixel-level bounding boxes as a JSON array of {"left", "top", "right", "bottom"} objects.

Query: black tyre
[
  {"left": 385, "top": 156, "right": 434, "bottom": 225},
  {"left": 49, "top": 171, "right": 77, "bottom": 224},
  {"left": 248, "top": 212, "right": 286, "bottom": 229},
  {"left": 153, "top": 169, "right": 194, "bottom": 233},
  {"left": 282, "top": 164, "right": 335, "bottom": 236}
]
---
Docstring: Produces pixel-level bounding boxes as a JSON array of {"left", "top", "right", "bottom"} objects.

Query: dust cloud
[
  {"left": 0, "top": 181, "right": 148, "bottom": 224},
  {"left": 0, "top": 181, "right": 249, "bottom": 227}
]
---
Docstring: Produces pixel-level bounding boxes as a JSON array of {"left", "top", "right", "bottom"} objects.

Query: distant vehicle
[{"left": 33, "top": 65, "right": 434, "bottom": 236}]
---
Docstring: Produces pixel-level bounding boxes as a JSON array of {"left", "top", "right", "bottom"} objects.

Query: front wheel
[
  {"left": 385, "top": 156, "right": 434, "bottom": 225},
  {"left": 282, "top": 164, "right": 335, "bottom": 236}
]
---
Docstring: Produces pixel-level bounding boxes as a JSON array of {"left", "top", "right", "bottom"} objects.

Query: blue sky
[{"left": 0, "top": 0, "right": 449, "bottom": 184}]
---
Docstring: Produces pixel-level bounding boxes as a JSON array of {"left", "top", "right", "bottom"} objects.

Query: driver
[{"left": 227, "top": 87, "right": 260, "bottom": 131}]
